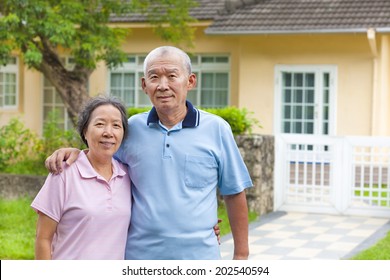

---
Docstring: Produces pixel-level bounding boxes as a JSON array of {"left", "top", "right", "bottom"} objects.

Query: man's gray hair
[{"left": 143, "top": 46, "right": 192, "bottom": 76}]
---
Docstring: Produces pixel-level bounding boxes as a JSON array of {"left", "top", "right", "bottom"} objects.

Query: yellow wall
[
  {"left": 21, "top": 66, "right": 43, "bottom": 134},
  {"left": 1, "top": 26, "right": 389, "bottom": 138},
  {"left": 235, "top": 34, "right": 375, "bottom": 135},
  {"left": 89, "top": 61, "right": 109, "bottom": 97},
  {"left": 0, "top": 63, "right": 43, "bottom": 134},
  {"left": 372, "top": 35, "right": 390, "bottom": 136},
  {"left": 185, "top": 31, "right": 382, "bottom": 136}
]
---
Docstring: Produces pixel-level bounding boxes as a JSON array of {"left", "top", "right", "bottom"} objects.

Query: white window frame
[
  {"left": 190, "top": 55, "right": 230, "bottom": 108},
  {"left": 41, "top": 57, "right": 75, "bottom": 131},
  {"left": 108, "top": 55, "right": 149, "bottom": 108},
  {"left": 274, "top": 65, "right": 337, "bottom": 136},
  {"left": 0, "top": 57, "right": 19, "bottom": 109}
]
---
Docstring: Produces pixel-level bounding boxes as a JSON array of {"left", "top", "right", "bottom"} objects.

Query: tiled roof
[
  {"left": 110, "top": 0, "right": 390, "bottom": 34},
  {"left": 206, "top": 0, "right": 390, "bottom": 34},
  {"left": 189, "top": 0, "right": 226, "bottom": 20},
  {"left": 110, "top": 0, "right": 226, "bottom": 22}
]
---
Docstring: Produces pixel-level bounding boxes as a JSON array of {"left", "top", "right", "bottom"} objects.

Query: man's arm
[
  {"left": 45, "top": 148, "right": 82, "bottom": 173},
  {"left": 223, "top": 191, "right": 249, "bottom": 260}
]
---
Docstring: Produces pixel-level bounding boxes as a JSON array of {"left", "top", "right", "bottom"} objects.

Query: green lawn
[
  {"left": 350, "top": 230, "right": 390, "bottom": 260},
  {"left": 2, "top": 197, "right": 388, "bottom": 260},
  {"left": 0, "top": 197, "right": 258, "bottom": 260},
  {"left": 0, "top": 197, "right": 37, "bottom": 260},
  {"left": 217, "top": 203, "right": 258, "bottom": 237},
  {"left": 354, "top": 184, "right": 390, "bottom": 207}
]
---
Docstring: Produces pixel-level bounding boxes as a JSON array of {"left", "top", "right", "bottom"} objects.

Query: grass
[
  {"left": 354, "top": 184, "right": 390, "bottom": 207},
  {"left": 350, "top": 230, "right": 390, "bottom": 260},
  {"left": 0, "top": 197, "right": 37, "bottom": 260},
  {"left": 350, "top": 184, "right": 390, "bottom": 259},
  {"left": 0, "top": 197, "right": 258, "bottom": 260},
  {"left": 218, "top": 203, "right": 258, "bottom": 236}
]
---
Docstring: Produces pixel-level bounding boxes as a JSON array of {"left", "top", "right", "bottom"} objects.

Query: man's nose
[{"left": 157, "top": 76, "right": 169, "bottom": 90}]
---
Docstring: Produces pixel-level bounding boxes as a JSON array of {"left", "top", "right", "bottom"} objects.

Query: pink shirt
[{"left": 31, "top": 152, "right": 131, "bottom": 260}]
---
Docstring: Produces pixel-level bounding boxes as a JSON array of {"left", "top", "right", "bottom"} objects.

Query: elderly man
[{"left": 46, "top": 46, "right": 253, "bottom": 260}]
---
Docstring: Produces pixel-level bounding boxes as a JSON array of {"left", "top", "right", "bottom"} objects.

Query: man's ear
[
  {"left": 187, "top": 73, "right": 197, "bottom": 90},
  {"left": 141, "top": 77, "right": 147, "bottom": 93}
]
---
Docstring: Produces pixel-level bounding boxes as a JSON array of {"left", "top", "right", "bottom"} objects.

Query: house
[
  {"left": 1, "top": 0, "right": 390, "bottom": 216},
  {"left": 208, "top": 0, "right": 390, "bottom": 138},
  {"left": 1, "top": 0, "right": 390, "bottom": 137}
]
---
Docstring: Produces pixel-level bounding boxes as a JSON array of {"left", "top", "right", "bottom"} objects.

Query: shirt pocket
[{"left": 184, "top": 155, "right": 218, "bottom": 188}]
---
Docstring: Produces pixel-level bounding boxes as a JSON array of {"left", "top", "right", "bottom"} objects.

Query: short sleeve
[
  {"left": 218, "top": 121, "right": 253, "bottom": 195},
  {"left": 31, "top": 173, "right": 66, "bottom": 222}
]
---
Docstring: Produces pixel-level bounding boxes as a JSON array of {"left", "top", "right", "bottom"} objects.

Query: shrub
[
  {"left": 128, "top": 107, "right": 151, "bottom": 117},
  {"left": 0, "top": 106, "right": 259, "bottom": 175},
  {"left": 40, "top": 110, "right": 84, "bottom": 162},
  {"left": 202, "top": 107, "right": 261, "bottom": 135},
  {"left": 0, "top": 118, "right": 42, "bottom": 173},
  {"left": 0, "top": 112, "right": 84, "bottom": 175},
  {"left": 128, "top": 106, "right": 261, "bottom": 135}
]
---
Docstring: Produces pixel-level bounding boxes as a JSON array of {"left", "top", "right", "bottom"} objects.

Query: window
[
  {"left": 42, "top": 57, "right": 75, "bottom": 130},
  {"left": 109, "top": 54, "right": 230, "bottom": 108},
  {"left": 189, "top": 55, "right": 230, "bottom": 108},
  {"left": 109, "top": 55, "right": 150, "bottom": 108},
  {"left": 275, "top": 65, "right": 336, "bottom": 135},
  {"left": 0, "top": 57, "right": 18, "bottom": 108},
  {"left": 42, "top": 78, "right": 73, "bottom": 130}
]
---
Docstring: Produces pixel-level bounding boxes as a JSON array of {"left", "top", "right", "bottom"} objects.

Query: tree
[{"left": 0, "top": 0, "right": 197, "bottom": 125}]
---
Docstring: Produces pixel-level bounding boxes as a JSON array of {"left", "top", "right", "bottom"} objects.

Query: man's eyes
[{"left": 149, "top": 74, "right": 178, "bottom": 79}]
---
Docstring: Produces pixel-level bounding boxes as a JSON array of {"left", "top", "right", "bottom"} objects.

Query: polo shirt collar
[
  {"left": 75, "top": 151, "right": 127, "bottom": 179},
  {"left": 147, "top": 100, "right": 200, "bottom": 128}
]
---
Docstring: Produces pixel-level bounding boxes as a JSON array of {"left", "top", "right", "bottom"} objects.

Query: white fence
[{"left": 274, "top": 134, "right": 390, "bottom": 218}]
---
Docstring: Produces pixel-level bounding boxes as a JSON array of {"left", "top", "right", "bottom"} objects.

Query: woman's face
[{"left": 84, "top": 104, "right": 124, "bottom": 159}]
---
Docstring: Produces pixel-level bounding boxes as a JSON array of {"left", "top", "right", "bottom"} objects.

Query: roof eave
[{"left": 205, "top": 27, "right": 390, "bottom": 35}]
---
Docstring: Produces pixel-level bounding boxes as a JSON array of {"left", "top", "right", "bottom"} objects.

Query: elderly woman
[{"left": 31, "top": 96, "right": 130, "bottom": 259}]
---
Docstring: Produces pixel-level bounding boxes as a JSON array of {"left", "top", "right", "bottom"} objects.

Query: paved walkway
[{"left": 220, "top": 211, "right": 390, "bottom": 260}]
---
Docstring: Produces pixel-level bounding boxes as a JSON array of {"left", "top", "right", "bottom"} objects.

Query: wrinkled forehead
[
  {"left": 146, "top": 56, "right": 184, "bottom": 73},
  {"left": 144, "top": 48, "right": 191, "bottom": 75}
]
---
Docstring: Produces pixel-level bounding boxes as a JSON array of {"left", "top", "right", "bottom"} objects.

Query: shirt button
[
  {"left": 167, "top": 132, "right": 170, "bottom": 136},
  {"left": 166, "top": 144, "right": 170, "bottom": 148}
]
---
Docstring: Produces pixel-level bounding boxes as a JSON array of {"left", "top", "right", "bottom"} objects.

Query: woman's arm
[{"left": 35, "top": 212, "right": 58, "bottom": 260}]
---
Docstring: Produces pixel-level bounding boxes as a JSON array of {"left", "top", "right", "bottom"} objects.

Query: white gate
[{"left": 274, "top": 134, "right": 390, "bottom": 218}]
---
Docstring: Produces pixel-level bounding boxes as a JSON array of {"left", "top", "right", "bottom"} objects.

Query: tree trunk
[{"left": 37, "top": 44, "right": 92, "bottom": 126}]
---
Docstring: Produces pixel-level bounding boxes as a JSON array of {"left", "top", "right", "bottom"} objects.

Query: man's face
[{"left": 141, "top": 53, "right": 196, "bottom": 114}]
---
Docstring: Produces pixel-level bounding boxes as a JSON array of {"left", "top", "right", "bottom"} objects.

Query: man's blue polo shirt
[{"left": 116, "top": 101, "right": 253, "bottom": 260}]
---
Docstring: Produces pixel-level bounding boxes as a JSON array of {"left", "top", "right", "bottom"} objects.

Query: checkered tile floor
[{"left": 220, "top": 211, "right": 390, "bottom": 260}]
